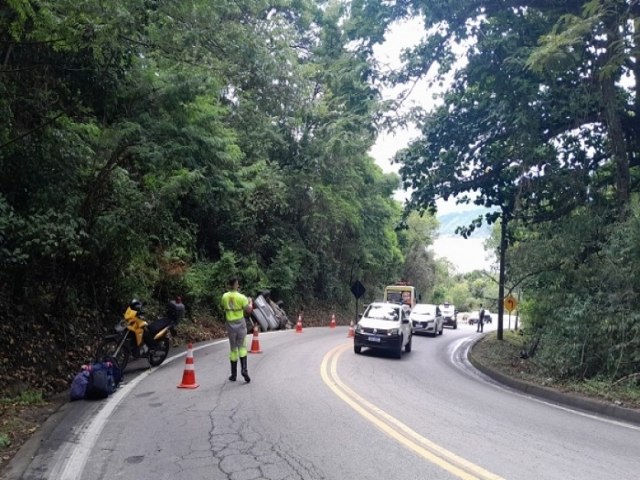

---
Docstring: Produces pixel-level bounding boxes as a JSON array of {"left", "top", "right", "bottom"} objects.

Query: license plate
[{"left": 368, "top": 336, "right": 381, "bottom": 343}]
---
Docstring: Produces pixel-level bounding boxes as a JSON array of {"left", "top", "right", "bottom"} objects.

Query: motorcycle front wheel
[
  {"left": 96, "top": 338, "right": 131, "bottom": 372},
  {"left": 148, "top": 337, "right": 170, "bottom": 367}
]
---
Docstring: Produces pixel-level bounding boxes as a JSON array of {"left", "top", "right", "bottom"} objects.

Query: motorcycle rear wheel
[
  {"left": 96, "top": 338, "right": 131, "bottom": 372},
  {"left": 148, "top": 337, "right": 170, "bottom": 367}
]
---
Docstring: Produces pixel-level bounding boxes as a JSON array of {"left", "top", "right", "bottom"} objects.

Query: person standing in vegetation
[
  {"left": 477, "top": 305, "right": 485, "bottom": 333},
  {"left": 221, "top": 277, "right": 253, "bottom": 383}
]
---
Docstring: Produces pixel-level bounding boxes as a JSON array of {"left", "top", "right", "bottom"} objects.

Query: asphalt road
[{"left": 6, "top": 323, "right": 640, "bottom": 480}]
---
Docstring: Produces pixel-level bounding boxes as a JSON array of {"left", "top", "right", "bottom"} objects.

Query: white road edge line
[
  {"left": 51, "top": 340, "right": 229, "bottom": 480},
  {"left": 449, "top": 337, "right": 640, "bottom": 432}
]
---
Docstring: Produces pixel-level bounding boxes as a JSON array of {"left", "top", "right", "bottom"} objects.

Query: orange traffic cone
[
  {"left": 295, "top": 315, "right": 303, "bottom": 333},
  {"left": 347, "top": 320, "right": 355, "bottom": 338},
  {"left": 249, "top": 325, "right": 262, "bottom": 353},
  {"left": 177, "top": 343, "right": 200, "bottom": 389},
  {"left": 329, "top": 314, "right": 336, "bottom": 329}
]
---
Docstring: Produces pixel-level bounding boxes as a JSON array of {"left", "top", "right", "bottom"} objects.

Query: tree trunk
[
  {"left": 601, "top": 14, "right": 630, "bottom": 206},
  {"left": 601, "top": 75, "right": 629, "bottom": 205}
]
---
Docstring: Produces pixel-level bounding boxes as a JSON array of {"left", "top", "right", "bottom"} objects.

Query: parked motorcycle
[{"left": 95, "top": 298, "right": 185, "bottom": 371}]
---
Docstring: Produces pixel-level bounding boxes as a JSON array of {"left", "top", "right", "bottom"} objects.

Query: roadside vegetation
[
  {"left": 1, "top": 390, "right": 47, "bottom": 466},
  {"left": 0, "top": 1, "right": 417, "bottom": 399},
  {"left": 383, "top": 1, "right": 640, "bottom": 390},
  {"left": 472, "top": 331, "right": 640, "bottom": 410},
  {"left": 1, "top": 0, "right": 639, "bottom": 470}
]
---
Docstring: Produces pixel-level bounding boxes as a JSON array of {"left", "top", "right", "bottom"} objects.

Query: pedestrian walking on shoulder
[
  {"left": 221, "top": 277, "right": 253, "bottom": 382},
  {"left": 477, "top": 305, "right": 485, "bottom": 333}
]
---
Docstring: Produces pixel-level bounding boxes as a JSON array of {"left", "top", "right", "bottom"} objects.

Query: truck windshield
[
  {"left": 365, "top": 305, "right": 399, "bottom": 321},
  {"left": 385, "top": 291, "right": 402, "bottom": 303}
]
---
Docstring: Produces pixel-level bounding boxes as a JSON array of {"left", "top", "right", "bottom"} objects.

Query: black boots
[
  {"left": 240, "top": 356, "right": 250, "bottom": 383},
  {"left": 230, "top": 358, "right": 250, "bottom": 383},
  {"left": 229, "top": 361, "right": 237, "bottom": 381}
]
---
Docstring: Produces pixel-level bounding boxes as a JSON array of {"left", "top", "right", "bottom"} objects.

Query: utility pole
[{"left": 497, "top": 212, "right": 508, "bottom": 341}]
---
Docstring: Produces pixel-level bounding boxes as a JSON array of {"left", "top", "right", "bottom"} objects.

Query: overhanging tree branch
[{"left": 0, "top": 112, "right": 65, "bottom": 151}]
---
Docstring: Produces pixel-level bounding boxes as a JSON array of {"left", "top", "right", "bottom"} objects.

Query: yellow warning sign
[{"left": 504, "top": 294, "right": 518, "bottom": 313}]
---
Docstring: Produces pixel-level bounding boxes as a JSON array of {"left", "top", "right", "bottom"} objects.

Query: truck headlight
[
  {"left": 387, "top": 328, "right": 399, "bottom": 336},
  {"left": 355, "top": 324, "right": 363, "bottom": 333}
]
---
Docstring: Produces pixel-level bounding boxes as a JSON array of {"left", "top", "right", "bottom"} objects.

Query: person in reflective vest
[{"left": 220, "top": 277, "right": 253, "bottom": 382}]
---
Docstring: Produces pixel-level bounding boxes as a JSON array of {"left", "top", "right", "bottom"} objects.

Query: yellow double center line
[{"left": 320, "top": 343, "right": 504, "bottom": 480}]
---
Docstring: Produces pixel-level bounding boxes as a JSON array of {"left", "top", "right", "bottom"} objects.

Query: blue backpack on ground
[
  {"left": 101, "top": 356, "right": 123, "bottom": 389},
  {"left": 83, "top": 357, "right": 122, "bottom": 400},
  {"left": 70, "top": 369, "right": 90, "bottom": 401},
  {"left": 84, "top": 362, "right": 112, "bottom": 400},
  {"left": 70, "top": 356, "right": 123, "bottom": 401}
]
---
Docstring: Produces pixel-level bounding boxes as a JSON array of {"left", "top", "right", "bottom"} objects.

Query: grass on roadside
[
  {"left": 0, "top": 390, "right": 45, "bottom": 407},
  {"left": 472, "top": 330, "right": 640, "bottom": 409},
  {"left": 0, "top": 390, "right": 47, "bottom": 450}
]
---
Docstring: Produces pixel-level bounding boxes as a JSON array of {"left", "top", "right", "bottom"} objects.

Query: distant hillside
[{"left": 437, "top": 208, "right": 494, "bottom": 238}]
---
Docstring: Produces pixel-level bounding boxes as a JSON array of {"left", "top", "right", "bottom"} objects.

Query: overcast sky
[
  {"left": 368, "top": 20, "right": 493, "bottom": 271},
  {"left": 369, "top": 16, "right": 427, "bottom": 175},
  {"left": 368, "top": 17, "right": 474, "bottom": 215}
]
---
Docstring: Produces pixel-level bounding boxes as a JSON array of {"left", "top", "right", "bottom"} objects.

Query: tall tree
[
  {"left": 398, "top": 211, "right": 439, "bottom": 299},
  {"left": 353, "top": 0, "right": 639, "bottom": 339}
]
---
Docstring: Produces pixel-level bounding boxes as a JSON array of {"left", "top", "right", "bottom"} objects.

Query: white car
[
  {"left": 354, "top": 302, "right": 412, "bottom": 358},
  {"left": 439, "top": 302, "right": 457, "bottom": 329},
  {"left": 468, "top": 310, "right": 481, "bottom": 325},
  {"left": 468, "top": 310, "right": 492, "bottom": 325},
  {"left": 410, "top": 303, "right": 443, "bottom": 336}
]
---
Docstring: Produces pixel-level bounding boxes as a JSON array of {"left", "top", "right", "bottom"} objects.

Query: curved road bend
[{"left": 11, "top": 325, "right": 640, "bottom": 480}]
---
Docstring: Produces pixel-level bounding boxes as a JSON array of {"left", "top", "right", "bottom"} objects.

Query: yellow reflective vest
[{"left": 221, "top": 291, "right": 249, "bottom": 322}]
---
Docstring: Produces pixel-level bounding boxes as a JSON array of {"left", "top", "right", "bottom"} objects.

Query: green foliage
[
  {"left": 379, "top": 0, "right": 639, "bottom": 381},
  {"left": 2, "top": 0, "right": 637, "bottom": 400},
  {"left": 446, "top": 282, "right": 472, "bottom": 310},
  {"left": 399, "top": 211, "right": 438, "bottom": 299},
  {"left": 0, "top": 390, "right": 44, "bottom": 406},
  {"left": 183, "top": 250, "right": 247, "bottom": 311},
  {"left": 511, "top": 203, "right": 640, "bottom": 380},
  {"left": 430, "top": 266, "right": 499, "bottom": 313},
  {"left": 0, "top": 0, "right": 410, "bottom": 359},
  {"left": 265, "top": 245, "right": 307, "bottom": 304},
  {"left": 0, "top": 195, "right": 28, "bottom": 265}
]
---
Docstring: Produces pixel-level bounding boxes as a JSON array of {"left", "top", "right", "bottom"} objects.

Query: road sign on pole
[
  {"left": 351, "top": 280, "right": 366, "bottom": 325},
  {"left": 504, "top": 294, "right": 518, "bottom": 313},
  {"left": 351, "top": 280, "right": 365, "bottom": 299}
]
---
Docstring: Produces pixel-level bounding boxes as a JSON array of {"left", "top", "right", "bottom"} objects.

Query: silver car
[{"left": 410, "top": 303, "right": 443, "bottom": 336}]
